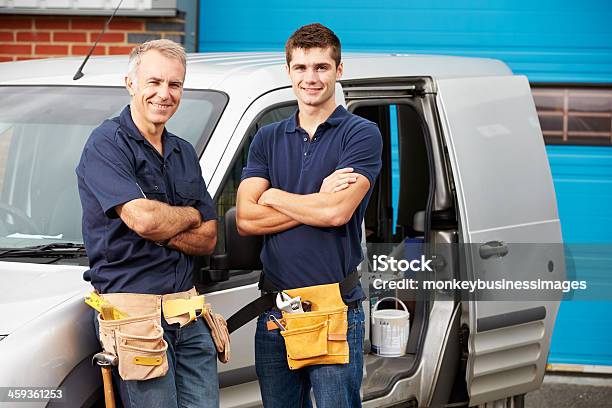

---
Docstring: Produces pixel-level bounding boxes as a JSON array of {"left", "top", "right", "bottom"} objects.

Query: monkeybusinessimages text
[{"left": 371, "top": 255, "right": 587, "bottom": 293}]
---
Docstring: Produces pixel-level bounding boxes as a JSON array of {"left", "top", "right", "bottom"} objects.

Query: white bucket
[{"left": 371, "top": 297, "right": 410, "bottom": 357}]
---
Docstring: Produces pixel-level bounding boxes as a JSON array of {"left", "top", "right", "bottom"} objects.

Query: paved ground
[{"left": 526, "top": 373, "right": 612, "bottom": 408}]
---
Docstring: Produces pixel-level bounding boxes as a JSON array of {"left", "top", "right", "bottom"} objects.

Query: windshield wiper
[
  {"left": 24, "top": 243, "right": 85, "bottom": 251},
  {"left": 0, "top": 243, "right": 87, "bottom": 258}
]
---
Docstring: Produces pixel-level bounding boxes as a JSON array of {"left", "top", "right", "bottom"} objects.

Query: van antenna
[{"left": 73, "top": 0, "right": 125, "bottom": 81}]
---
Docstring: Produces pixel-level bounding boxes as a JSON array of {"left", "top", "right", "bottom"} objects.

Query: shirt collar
[
  {"left": 325, "top": 105, "right": 349, "bottom": 127},
  {"left": 285, "top": 109, "right": 299, "bottom": 133},
  {"left": 285, "top": 105, "right": 349, "bottom": 134},
  {"left": 119, "top": 105, "right": 180, "bottom": 155}
]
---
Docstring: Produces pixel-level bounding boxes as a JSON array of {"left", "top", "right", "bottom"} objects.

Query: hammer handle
[{"left": 100, "top": 366, "right": 116, "bottom": 408}]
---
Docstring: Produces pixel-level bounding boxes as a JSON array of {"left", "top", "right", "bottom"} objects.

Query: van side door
[{"left": 436, "top": 75, "right": 566, "bottom": 405}]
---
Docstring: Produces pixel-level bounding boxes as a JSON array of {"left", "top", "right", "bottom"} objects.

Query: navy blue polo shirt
[
  {"left": 76, "top": 105, "right": 216, "bottom": 295},
  {"left": 241, "top": 106, "right": 382, "bottom": 303}
]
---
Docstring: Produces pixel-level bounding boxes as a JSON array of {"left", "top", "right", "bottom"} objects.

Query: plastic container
[{"left": 371, "top": 297, "right": 410, "bottom": 357}]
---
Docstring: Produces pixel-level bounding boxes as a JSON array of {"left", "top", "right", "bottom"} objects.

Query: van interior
[{"left": 353, "top": 98, "right": 442, "bottom": 401}]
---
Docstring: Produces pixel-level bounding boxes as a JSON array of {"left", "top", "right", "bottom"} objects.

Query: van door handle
[{"left": 479, "top": 241, "right": 508, "bottom": 259}]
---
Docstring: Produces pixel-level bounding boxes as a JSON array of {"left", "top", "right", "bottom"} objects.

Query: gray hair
[{"left": 127, "top": 39, "right": 186, "bottom": 84}]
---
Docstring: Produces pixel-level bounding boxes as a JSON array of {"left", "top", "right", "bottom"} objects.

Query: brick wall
[{"left": 0, "top": 13, "right": 186, "bottom": 62}]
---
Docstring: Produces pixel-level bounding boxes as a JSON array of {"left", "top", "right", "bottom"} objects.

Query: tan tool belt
[
  {"left": 97, "top": 292, "right": 167, "bottom": 381},
  {"left": 98, "top": 288, "right": 230, "bottom": 381},
  {"left": 268, "top": 282, "right": 349, "bottom": 370}
]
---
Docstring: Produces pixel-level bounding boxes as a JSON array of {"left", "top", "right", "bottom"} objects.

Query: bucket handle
[{"left": 373, "top": 297, "right": 408, "bottom": 313}]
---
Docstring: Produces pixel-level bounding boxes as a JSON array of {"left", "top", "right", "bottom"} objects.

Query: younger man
[{"left": 237, "top": 23, "right": 382, "bottom": 408}]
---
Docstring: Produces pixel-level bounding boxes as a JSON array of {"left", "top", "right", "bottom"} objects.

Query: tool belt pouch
[
  {"left": 279, "top": 282, "right": 349, "bottom": 370},
  {"left": 161, "top": 289, "right": 231, "bottom": 364},
  {"left": 203, "top": 304, "right": 231, "bottom": 364},
  {"left": 97, "top": 294, "right": 168, "bottom": 381}
]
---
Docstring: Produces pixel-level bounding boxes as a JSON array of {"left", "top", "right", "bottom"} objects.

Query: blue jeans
[
  {"left": 255, "top": 304, "right": 365, "bottom": 408},
  {"left": 93, "top": 311, "right": 219, "bottom": 408}
]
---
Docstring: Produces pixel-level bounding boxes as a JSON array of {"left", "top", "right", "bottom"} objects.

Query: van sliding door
[{"left": 436, "top": 75, "right": 565, "bottom": 405}]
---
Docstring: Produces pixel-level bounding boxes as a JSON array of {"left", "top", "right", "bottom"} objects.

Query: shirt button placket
[{"left": 301, "top": 131, "right": 310, "bottom": 160}]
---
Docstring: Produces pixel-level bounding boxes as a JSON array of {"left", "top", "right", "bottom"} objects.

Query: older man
[{"left": 76, "top": 39, "right": 219, "bottom": 407}]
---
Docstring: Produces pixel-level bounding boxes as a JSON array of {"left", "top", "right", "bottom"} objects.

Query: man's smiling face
[
  {"left": 287, "top": 47, "right": 343, "bottom": 109},
  {"left": 126, "top": 49, "right": 185, "bottom": 127}
]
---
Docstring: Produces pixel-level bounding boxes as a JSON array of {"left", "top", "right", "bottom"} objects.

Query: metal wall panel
[
  {"left": 546, "top": 145, "right": 612, "bottom": 366},
  {"left": 199, "top": 0, "right": 612, "bottom": 83}
]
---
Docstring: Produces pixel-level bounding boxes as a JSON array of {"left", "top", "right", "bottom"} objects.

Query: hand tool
[
  {"left": 92, "top": 351, "right": 118, "bottom": 408},
  {"left": 275, "top": 292, "right": 303, "bottom": 313},
  {"left": 85, "top": 291, "right": 128, "bottom": 320},
  {"left": 268, "top": 315, "right": 286, "bottom": 331}
]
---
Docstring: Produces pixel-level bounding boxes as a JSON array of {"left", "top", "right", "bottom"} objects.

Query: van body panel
[
  {"left": 436, "top": 75, "right": 564, "bottom": 405},
  {"left": 0, "top": 53, "right": 511, "bottom": 88},
  {"left": 436, "top": 75, "right": 559, "bottom": 235}
]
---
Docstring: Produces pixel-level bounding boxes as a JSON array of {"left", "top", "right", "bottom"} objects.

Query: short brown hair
[{"left": 285, "top": 23, "right": 341, "bottom": 67}]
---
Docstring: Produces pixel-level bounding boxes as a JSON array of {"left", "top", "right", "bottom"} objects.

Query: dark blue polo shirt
[
  {"left": 76, "top": 105, "right": 216, "bottom": 295},
  {"left": 241, "top": 106, "right": 382, "bottom": 303}
]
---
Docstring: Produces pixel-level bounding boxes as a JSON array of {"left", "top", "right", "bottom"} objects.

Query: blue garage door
[
  {"left": 546, "top": 145, "right": 612, "bottom": 366},
  {"left": 199, "top": 1, "right": 612, "bottom": 82},
  {"left": 200, "top": 1, "right": 612, "bottom": 367}
]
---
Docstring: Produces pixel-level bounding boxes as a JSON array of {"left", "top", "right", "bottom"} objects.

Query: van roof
[{"left": 0, "top": 52, "right": 512, "bottom": 94}]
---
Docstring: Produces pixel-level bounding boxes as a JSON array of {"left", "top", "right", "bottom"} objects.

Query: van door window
[{"left": 214, "top": 103, "right": 297, "bottom": 257}]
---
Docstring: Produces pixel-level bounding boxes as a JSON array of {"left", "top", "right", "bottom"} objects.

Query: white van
[{"left": 0, "top": 52, "right": 564, "bottom": 407}]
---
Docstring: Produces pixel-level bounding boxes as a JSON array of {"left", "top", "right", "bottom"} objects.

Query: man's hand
[
  {"left": 167, "top": 219, "right": 217, "bottom": 256},
  {"left": 319, "top": 167, "right": 360, "bottom": 193},
  {"left": 116, "top": 198, "right": 201, "bottom": 241}
]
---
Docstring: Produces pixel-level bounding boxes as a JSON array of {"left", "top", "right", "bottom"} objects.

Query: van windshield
[{"left": 0, "top": 86, "right": 226, "bottom": 249}]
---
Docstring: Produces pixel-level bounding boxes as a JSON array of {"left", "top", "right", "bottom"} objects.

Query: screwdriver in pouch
[{"left": 269, "top": 315, "right": 286, "bottom": 331}]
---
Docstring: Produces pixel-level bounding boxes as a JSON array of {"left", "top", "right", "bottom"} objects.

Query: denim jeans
[
  {"left": 255, "top": 304, "right": 365, "bottom": 408},
  {"left": 93, "top": 310, "right": 219, "bottom": 408}
]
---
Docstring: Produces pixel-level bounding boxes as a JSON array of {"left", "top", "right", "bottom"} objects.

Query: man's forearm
[
  {"left": 117, "top": 198, "right": 201, "bottom": 241},
  {"left": 261, "top": 189, "right": 341, "bottom": 227},
  {"left": 236, "top": 176, "right": 300, "bottom": 235},
  {"left": 167, "top": 220, "right": 217, "bottom": 256},
  {"left": 259, "top": 177, "right": 370, "bottom": 228},
  {"left": 237, "top": 200, "right": 300, "bottom": 235}
]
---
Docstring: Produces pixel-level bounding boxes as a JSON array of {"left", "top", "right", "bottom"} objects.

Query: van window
[
  {"left": 0, "top": 86, "right": 226, "bottom": 250},
  {"left": 214, "top": 103, "right": 297, "bottom": 255}
]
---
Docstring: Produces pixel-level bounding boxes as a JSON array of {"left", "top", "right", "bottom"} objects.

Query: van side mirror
[{"left": 204, "top": 207, "right": 262, "bottom": 283}]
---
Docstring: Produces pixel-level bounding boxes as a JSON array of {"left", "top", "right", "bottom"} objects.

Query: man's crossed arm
[
  {"left": 236, "top": 167, "right": 368, "bottom": 236},
  {"left": 116, "top": 199, "right": 217, "bottom": 256}
]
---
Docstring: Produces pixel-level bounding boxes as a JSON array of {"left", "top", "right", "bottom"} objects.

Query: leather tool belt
[
  {"left": 97, "top": 287, "right": 230, "bottom": 381},
  {"left": 226, "top": 271, "right": 360, "bottom": 370}
]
